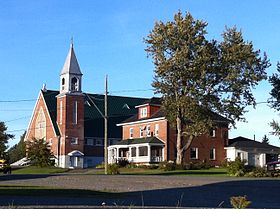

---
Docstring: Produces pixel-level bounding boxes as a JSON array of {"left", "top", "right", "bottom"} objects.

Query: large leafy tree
[
  {"left": 7, "top": 131, "right": 26, "bottom": 163},
  {"left": 268, "top": 63, "right": 280, "bottom": 137},
  {"left": 26, "top": 138, "right": 55, "bottom": 167},
  {"left": 145, "top": 11, "right": 270, "bottom": 164},
  {"left": 0, "top": 121, "right": 14, "bottom": 158}
]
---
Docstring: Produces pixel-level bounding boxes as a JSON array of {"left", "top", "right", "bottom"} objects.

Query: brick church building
[
  {"left": 25, "top": 43, "right": 147, "bottom": 168},
  {"left": 25, "top": 43, "right": 230, "bottom": 168}
]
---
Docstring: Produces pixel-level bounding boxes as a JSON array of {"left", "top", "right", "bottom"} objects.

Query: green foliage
[
  {"left": 261, "top": 134, "right": 269, "bottom": 144},
  {"left": 158, "top": 161, "right": 176, "bottom": 171},
  {"left": 107, "top": 163, "right": 120, "bottom": 175},
  {"left": 227, "top": 157, "right": 246, "bottom": 177},
  {"left": 189, "top": 161, "right": 212, "bottom": 170},
  {"left": 26, "top": 138, "right": 55, "bottom": 167},
  {"left": 7, "top": 132, "right": 26, "bottom": 163},
  {"left": 145, "top": 11, "right": 270, "bottom": 164},
  {"left": 0, "top": 121, "right": 14, "bottom": 159},
  {"left": 117, "top": 159, "right": 129, "bottom": 167},
  {"left": 95, "top": 162, "right": 105, "bottom": 169},
  {"left": 230, "top": 196, "right": 251, "bottom": 209},
  {"left": 245, "top": 167, "right": 268, "bottom": 177}
]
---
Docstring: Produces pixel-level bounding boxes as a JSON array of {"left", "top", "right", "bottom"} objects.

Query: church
[{"left": 25, "top": 43, "right": 147, "bottom": 168}]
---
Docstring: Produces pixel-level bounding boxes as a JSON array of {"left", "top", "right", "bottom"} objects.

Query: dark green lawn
[{"left": 12, "top": 166, "right": 228, "bottom": 176}]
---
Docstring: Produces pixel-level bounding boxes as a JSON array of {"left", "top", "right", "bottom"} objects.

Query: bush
[
  {"left": 245, "top": 167, "right": 268, "bottom": 177},
  {"left": 189, "top": 161, "right": 212, "bottom": 170},
  {"left": 117, "top": 159, "right": 129, "bottom": 167},
  {"left": 107, "top": 164, "right": 120, "bottom": 175},
  {"left": 158, "top": 161, "right": 175, "bottom": 171},
  {"left": 227, "top": 157, "right": 246, "bottom": 176},
  {"left": 95, "top": 162, "right": 105, "bottom": 169},
  {"left": 230, "top": 196, "right": 251, "bottom": 209}
]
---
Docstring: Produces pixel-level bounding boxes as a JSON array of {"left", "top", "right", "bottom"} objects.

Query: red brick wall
[
  {"left": 57, "top": 94, "right": 84, "bottom": 155},
  {"left": 25, "top": 92, "right": 58, "bottom": 155},
  {"left": 122, "top": 117, "right": 228, "bottom": 166}
]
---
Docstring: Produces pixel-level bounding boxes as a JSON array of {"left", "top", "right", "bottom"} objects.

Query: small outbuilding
[{"left": 225, "top": 136, "right": 280, "bottom": 167}]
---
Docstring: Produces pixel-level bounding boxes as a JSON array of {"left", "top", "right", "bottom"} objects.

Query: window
[
  {"left": 140, "top": 127, "right": 144, "bottom": 138},
  {"left": 85, "top": 138, "right": 94, "bottom": 146},
  {"left": 139, "top": 146, "right": 148, "bottom": 156},
  {"left": 210, "top": 129, "right": 216, "bottom": 137},
  {"left": 129, "top": 128, "right": 134, "bottom": 139},
  {"left": 48, "top": 138, "right": 53, "bottom": 145},
  {"left": 131, "top": 147, "right": 136, "bottom": 157},
  {"left": 71, "top": 77, "right": 79, "bottom": 91},
  {"left": 210, "top": 148, "right": 216, "bottom": 160},
  {"left": 155, "top": 124, "right": 159, "bottom": 136},
  {"left": 146, "top": 125, "right": 151, "bottom": 137},
  {"left": 35, "top": 107, "right": 46, "bottom": 139},
  {"left": 71, "top": 138, "right": 78, "bottom": 145},
  {"left": 140, "top": 107, "right": 147, "bottom": 118},
  {"left": 73, "top": 101, "right": 77, "bottom": 124},
  {"left": 190, "top": 147, "right": 198, "bottom": 159},
  {"left": 95, "top": 139, "right": 103, "bottom": 146},
  {"left": 60, "top": 100, "right": 63, "bottom": 125},
  {"left": 61, "top": 78, "right": 65, "bottom": 91}
]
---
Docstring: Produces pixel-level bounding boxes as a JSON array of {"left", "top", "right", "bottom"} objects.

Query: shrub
[
  {"left": 189, "top": 161, "right": 212, "bottom": 170},
  {"left": 95, "top": 162, "right": 105, "bottom": 169},
  {"left": 227, "top": 157, "right": 246, "bottom": 176},
  {"left": 107, "top": 164, "right": 120, "bottom": 175},
  {"left": 158, "top": 161, "right": 175, "bottom": 171},
  {"left": 245, "top": 167, "right": 268, "bottom": 177},
  {"left": 230, "top": 196, "right": 251, "bottom": 209},
  {"left": 117, "top": 159, "right": 129, "bottom": 167}
]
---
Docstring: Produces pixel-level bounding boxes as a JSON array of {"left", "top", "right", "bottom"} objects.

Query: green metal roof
[
  {"left": 42, "top": 90, "right": 147, "bottom": 138},
  {"left": 115, "top": 137, "right": 165, "bottom": 146}
]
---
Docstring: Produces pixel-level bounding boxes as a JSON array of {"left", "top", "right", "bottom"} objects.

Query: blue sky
[{"left": 1, "top": 0, "right": 280, "bottom": 147}]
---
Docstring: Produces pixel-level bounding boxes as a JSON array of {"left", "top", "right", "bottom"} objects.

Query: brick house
[
  {"left": 25, "top": 43, "right": 147, "bottom": 168},
  {"left": 108, "top": 98, "right": 229, "bottom": 166}
]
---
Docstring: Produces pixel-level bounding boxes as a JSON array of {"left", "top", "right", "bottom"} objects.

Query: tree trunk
[{"left": 176, "top": 116, "right": 183, "bottom": 165}]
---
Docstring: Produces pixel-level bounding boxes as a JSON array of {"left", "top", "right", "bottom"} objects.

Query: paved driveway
[{"left": 0, "top": 174, "right": 279, "bottom": 208}]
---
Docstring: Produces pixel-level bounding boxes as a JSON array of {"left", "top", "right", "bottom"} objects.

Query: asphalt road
[{"left": 0, "top": 174, "right": 279, "bottom": 209}]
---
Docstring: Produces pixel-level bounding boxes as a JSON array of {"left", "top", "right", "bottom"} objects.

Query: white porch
[{"left": 108, "top": 142, "right": 165, "bottom": 164}]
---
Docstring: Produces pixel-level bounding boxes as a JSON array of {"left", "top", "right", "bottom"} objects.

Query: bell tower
[{"left": 56, "top": 42, "right": 84, "bottom": 168}]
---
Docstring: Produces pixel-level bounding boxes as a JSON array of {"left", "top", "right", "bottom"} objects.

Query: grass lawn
[
  {"left": 12, "top": 165, "right": 228, "bottom": 176},
  {"left": 12, "top": 166, "right": 68, "bottom": 174}
]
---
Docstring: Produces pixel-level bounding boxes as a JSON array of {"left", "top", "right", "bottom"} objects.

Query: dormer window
[
  {"left": 146, "top": 125, "right": 151, "bottom": 137},
  {"left": 61, "top": 78, "right": 65, "bottom": 91},
  {"left": 140, "top": 107, "right": 147, "bottom": 118},
  {"left": 71, "top": 77, "right": 79, "bottom": 91}
]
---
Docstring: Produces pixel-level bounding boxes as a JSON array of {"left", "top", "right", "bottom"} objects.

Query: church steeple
[{"left": 60, "top": 43, "right": 83, "bottom": 94}]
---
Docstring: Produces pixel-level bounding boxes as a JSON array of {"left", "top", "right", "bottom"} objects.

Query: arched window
[
  {"left": 35, "top": 107, "right": 46, "bottom": 139},
  {"left": 71, "top": 77, "right": 79, "bottom": 91},
  {"left": 61, "top": 78, "right": 65, "bottom": 90}
]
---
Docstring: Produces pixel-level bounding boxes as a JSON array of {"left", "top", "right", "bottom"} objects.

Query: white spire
[{"left": 60, "top": 42, "right": 82, "bottom": 76}]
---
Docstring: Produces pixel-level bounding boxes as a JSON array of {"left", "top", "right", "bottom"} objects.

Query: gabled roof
[
  {"left": 114, "top": 137, "right": 164, "bottom": 146},
  {"left": 41, "top": 90, "right": 147, "bottom": 138},
  {"left": 135, "top": 97, "right": 161, "bottom": 107},
  {"left": 228, "top": 136, "right": 280, "bottom": 152},
  {"left": 60, "top": 43, "right": 82, "bottom": 76}
]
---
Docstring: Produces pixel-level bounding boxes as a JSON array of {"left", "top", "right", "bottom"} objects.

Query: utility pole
[{"left": 104, "top": 75, "right": 108, "bottom": 174}]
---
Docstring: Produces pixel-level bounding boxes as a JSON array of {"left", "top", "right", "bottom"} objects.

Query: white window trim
[
  {"left": 155, "top": 124, "right": 159, "bottom": 136},
  {"left": 210, "top": 129, "right": 216, "bottom": 138},
  {"left": 210, "top": 148, "right": 216, "bottom": 160},
  {"left": 129, "top": 128, "right": 134, "bottom": 139},
  {"left": 73, "top": 101, "right": 78, "bottom": 124},
  {"left": 140, "top": 107, "right": 148, "bottom": 118},
  {"left": 140, "top": 127, "right": 144, "bottom": 138},
  {"left": 146, "top": 125, "right": 151, "bottom": 137},
  {"left": 190, "top": 147, "right": 198, "bottom": 159},
  {"left": 71, "top": 137, "right": 78, "bottom": 145}
]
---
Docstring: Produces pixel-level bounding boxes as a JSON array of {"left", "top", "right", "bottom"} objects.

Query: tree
[
  {"left": 268, "top": 63, "right": 280, "bottom": 137},
  {"left": 261, "top": 134, "right": 269, "bottom": 144},
  {"left": 26, "top": 138, "right": 55, "bottom": 167},
  {"left": 145, "top": 11, "right": 270, "bottom": 164},
  {"left": 0, "top": 121, "right": 14, "bottom": 159},
  {"left": 7, "top": 131, "right": 26, "bottom": 163}
]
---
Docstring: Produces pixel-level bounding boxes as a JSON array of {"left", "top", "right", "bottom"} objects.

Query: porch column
[
  {"left": 116, "top": 147, "right": 119, "bottom": 160},
  {"left": 162, "top": 146, "right": 165, "bottom": 161},
  {"left": 128, "top": 147, "right": 132, "bottom": 161},
  {"left": 136, "top": 146, "right": 139, "bottom": 162},
  {"left": 147, "top": 145, "right": 151, "bottom": 162}
]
